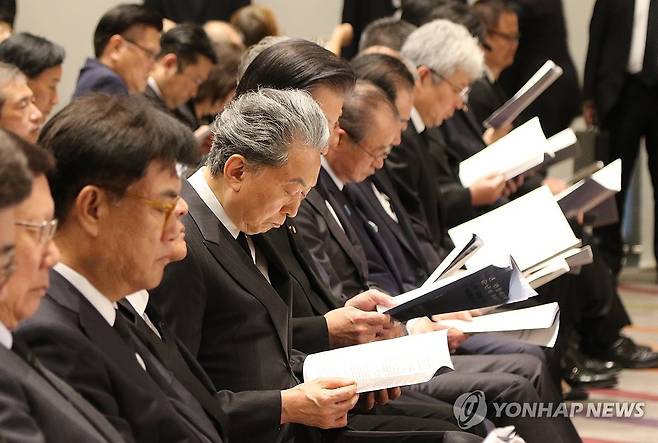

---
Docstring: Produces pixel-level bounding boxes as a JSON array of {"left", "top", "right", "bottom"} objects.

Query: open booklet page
[
  {"left": 303, "top": 330, "right": 453, "bottom": 393},
  {"left": 422, "top": 233, "right": 483, "bottom": 287},
  {"left": 382, "top": 256, "right": 537, "bottom": 322},
  {"left": 459, "top": 117, "right": 548, "bottom": 188},
  {"left": 557, "top": 159, "right": 621, "bottom": 220},
  {"left": 449, "top": 186, "right": 580, "bottom": 271},
  {"left": 484, "top": 60, "right": 563, "bottom": 129},
  {"left": 436, "top": 303, "right": 560, "bottom": 348}
]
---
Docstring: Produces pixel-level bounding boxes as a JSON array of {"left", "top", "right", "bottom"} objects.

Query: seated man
[
  {"left": 144, "top": 22, "right": 216, "bottom": 130},
  {"left": 17, "top": 95, "right": 225, "bottom": 442},
  {"left": 0, "top": 62, "right": 42, "bottom": 143},
  {"left": 152, "top": 85, "right": 484, "bottom": 441},
  {"left": 0, "top": 131, "right": 123, "bottom": 442},
  {"left": 73, "top": 4, "right": 162, "bottom": 98},
  {"left": 0, "top": 32, "right": 65, "bottom": 119}
]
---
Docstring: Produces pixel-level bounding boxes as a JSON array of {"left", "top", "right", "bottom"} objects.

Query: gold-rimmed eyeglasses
[{"left": 15, "top": 219, "right": 58, "bottom": 245}]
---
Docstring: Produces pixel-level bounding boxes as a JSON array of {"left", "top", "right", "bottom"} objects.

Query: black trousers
[{"left": 595, "top": 74, "right": 658, "bottom": 275}]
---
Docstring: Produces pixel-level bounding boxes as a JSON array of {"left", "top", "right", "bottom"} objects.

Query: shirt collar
[
  {"left": 410, "top": 107, "right": 426, "bottom": 134},
  {"left": 321, "top": 157, "right": 345, "bottom": 191},
  {"left": 53, "top": 263, "right": 117, "bottom": 326},
  {"left": 0, "top": 321, "right": 12, "bottom": 349},
  {"left": 147, "top": 76, "right": 163, "bottom": 99},
  {"left": 125, "top": 290, "right": 149, "bottom": 318},
  {"left": 188, "top": 166, "right": 241, "bottom": 239}
]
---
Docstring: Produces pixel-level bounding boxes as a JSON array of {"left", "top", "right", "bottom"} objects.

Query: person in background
[
  {"left": 73, "top": 4, "right": 162, "bottom": 98},
  {"left": 0, "top": 0, "right": 14, "bottom": 43},
  {"left": 0, "top": 33, "right": 65, "bottom": 120},
  {"left": 143, "top": 22, "right": 217, "bottom": 130},
  {"left": 230, "top": 4, "right": 280, "bottom": 47}
]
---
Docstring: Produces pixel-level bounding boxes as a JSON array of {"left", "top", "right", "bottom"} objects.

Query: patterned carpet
[{"left": 573, "top": 267, "right": 658, "bottom": 443}]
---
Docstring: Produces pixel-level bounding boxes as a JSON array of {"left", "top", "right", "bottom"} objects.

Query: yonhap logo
[{"left": 453, "top": 390, "right": 487, "bottom": 429}]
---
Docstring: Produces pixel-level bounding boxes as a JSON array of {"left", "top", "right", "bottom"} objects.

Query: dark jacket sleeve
[
  {"left": 214, "top": 389, "right": 282, "bottom": 442},
  {"left": 292, "top": 316, "right": 331, "bottom": 355},
  {"left": 0, "top": 370, "right": 45, "bottom": 443},
  {"left": 583, "top": 0, "right": 607, "bottom": 103}
]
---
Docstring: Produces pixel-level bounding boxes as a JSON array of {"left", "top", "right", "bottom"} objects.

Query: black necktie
[
  {"left": 642, "top": 0, "right": 658, "bottom": 84},
  {"left": 236, "top": 232, "right": 251, "bottom": 258}
]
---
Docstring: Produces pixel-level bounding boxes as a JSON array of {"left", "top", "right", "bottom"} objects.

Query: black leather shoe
[
  {"left": 564, "top": 346, "right": 622, "bottom": 376},
  {"left": 595, "top": 336, "right": 658, "bottom": 369},
  {"left": 562, "top": 363, "right": 618, "bottom": 388}
]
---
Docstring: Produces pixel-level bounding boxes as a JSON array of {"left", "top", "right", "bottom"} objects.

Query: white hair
[
  {"left": 207, "top": 88, "right": 329, "bottom": 175},
  {"left": 401, "top": 19, "right": 483, "bottom": 80}
]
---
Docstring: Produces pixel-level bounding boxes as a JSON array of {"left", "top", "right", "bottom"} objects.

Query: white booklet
[
  {"left": 459, "top": 117, "right": 547, "bottom": 188},
  {"left": 303, "top": 330, "right": 453, "bottom": 393},
  {"left": 483, "top": 60, "right": 563, "bottom": 129},
  {"left": 437, "top": 303, "right": 560, "bottom": 348},
  {"left": 448, "top": 186, "right": 581, "bottom": 272},
  {"left": 422, "top": 233, "right": 483, "bottom": 287}
]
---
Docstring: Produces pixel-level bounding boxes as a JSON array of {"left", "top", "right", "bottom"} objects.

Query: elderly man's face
[
  {"left": 230, "top": 142, "right": 321, "bottom": 234},
  {"left": 0, "top": 78, "right": 43, "bottom": 143},
  {"left": 0, "top": 207, "right": 15, "bottom": 302},
  {"left": 3, "top": 175, "right": 60, "bottom": 329},
  {"left": 331, "top": 105, "right": 399, "bottom": 184},
  {"left": 417, "top": 68, "right": 471, "bottom": 128},
  {"left": 96, "top": 160, "right": 188, "bottom": 294}
]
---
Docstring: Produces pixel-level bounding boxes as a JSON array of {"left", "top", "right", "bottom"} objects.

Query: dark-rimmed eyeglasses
[
  {"left": 15, "top": 219, "right": 58, "bottom": 245},
  {"left": 345, "top": 131, "right": 392, "bottom": 161},
  {"left": 425, "top": 66, "right": 471, "bottom": 102},
  {"left": 121, "top": 36, "right": 158, "bottom": 61}
]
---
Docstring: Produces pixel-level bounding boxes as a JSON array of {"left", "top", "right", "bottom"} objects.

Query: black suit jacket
[
  {"left": 143, "top": 85, "right": 199, "bottom": 130},
  {"left": 150, "top": 180, "right": 322, "bottom": 442},
  {"left": 438, "top": 110, "right": 486, "bottom": 166},
  {"left": 386, "top": 124, "right": 452, "bottom": 261},
  {"left": 296, "top": 169, "right": 403, "bottom": 299},
  {"left": 144, "top": 0, "right": 250, "bottom": 22},
  {"left": 468, "top": 76, "right": 510, "bottom": 131},
  {"left": 0, "top": 342, "right": 124, "bottom": 443},
  {"left": 263, "top": 222, "right": 340, "bottom": 354},
  {"left": 583, "top": 0, "right": 636, "bottom": 123},
  {"left": 346, "top": 173, "right": 432, "bottom": 288},
  {"left": 15, "top": 271, "right": 213, "bottom": 443}
]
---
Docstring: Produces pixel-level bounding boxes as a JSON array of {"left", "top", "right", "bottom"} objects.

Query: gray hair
[
  {"left": 401, "top": 19, "right": 483, "bottom": 79},
  {"left": 207, "top": 87, "right": 329, "bottom": 176},
  {"left": 237, "top": 35, "right": 290, "bottom": 81},
  {"left": 0, "top": 62, "right": 25, "bottom": 113}
]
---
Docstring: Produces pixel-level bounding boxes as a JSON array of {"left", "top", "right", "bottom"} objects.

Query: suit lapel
[
  {"left": 182, "top": 181, "right": 291, "bottom": 358},
  {"left": 304, "top": 188, "right": 369, "bottom": 281}
]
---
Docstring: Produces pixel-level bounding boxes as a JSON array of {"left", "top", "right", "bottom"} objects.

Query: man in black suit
[
  {"left": 73, "top": 4, "right": 162, "bottom": 98},
  {"left": 498, "top": 0, "right": 581, "bottom": 137},
  {"left": 144, "top": 23, "right": 216, "bottom": 131},
  {"left": 0, "top": 132, "right": 124, "bottom": 442},
  {"left": 16, "top": 95, "right": 225, "bottom": 442},
  {"left": 584, "top": 0, "right": 658, "bottom": 277},
  {"left": 152, "top": 87, "right": 492, "bottom": 442}
]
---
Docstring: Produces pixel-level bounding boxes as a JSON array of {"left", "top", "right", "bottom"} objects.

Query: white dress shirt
[
  {"left": 0, "top": 320, "right": 12, "bottom": 349},
  {"left": 53, "top": 263, "right": 146, "bottom": 370},
  {"left": 371, "top": 182, "right": 399, "bottom": 223},
  {"left": 410, "top": 107, "right": 426, "bottom": 134},
  {"left": 189, "top": 167, "right": 270, "bottom": 282},
  {"left": 125, "top": 290, "right": 161, "bottom": 339},
  {"left": 628, "top": 0, "right": 652, "bottom": 73}
]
